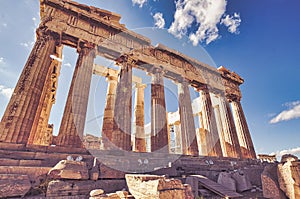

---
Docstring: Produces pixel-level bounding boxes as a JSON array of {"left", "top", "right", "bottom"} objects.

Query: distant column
[
  {"left": 101, "top": 75, "right": 118, "bottom": 149},
  {"left": 199, "top": 87, "right": 223, "bottom": 157},
  {"left": 173, "top": 121, "right": 182, "bottom": 154},
  {"left": 219, "top": 96, "right": 242, "bottom": 158},
  {"left": 134, "top": 83, "right": 147, "bottom": 152},
  {"left": 231, "top": 99, "right": 256, "bottom": 159},
  {"left": 111, "top": 56, "right": 134, "bottom": 151},
  {"left": 178, "top": 79, "right": 198, "bottom": 156},
  {"left": 151, "top": 68, "right": 169, "bottom": 153},
  {"left": 0, "top": 31, "right": 57, "bottom": 144},
  {"left": 57, "top": 45, "right": 96, "bottom": 148}
]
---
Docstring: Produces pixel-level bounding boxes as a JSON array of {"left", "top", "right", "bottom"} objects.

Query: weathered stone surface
[
  {"left": 48, "top": 160, "right": 89, "bottom": 180},
  {"left": 0, "top": 174, "right": 31, "bottom": 198},
  {"left": 184, "top": 184, "right": 194, "bottom": 199},
  {"left": 116, "top": 191, "right": 129, "bottom": 198},
  {"left": 217, "top": 172, "right": 236, "bottom": 191},
  {"left": 232, "top": 171, "right": 252, "bottom": 192},
  {"left": 261, "top": 164, "right": 287, "bottom": 199},
  {"left": 125, "top": 174, "right": 186, "bottom": 199},
  {"left": 90, "top": 189, "right": 105, "bottom": 197},
  {"left": 185, "top": 176, "right": 199, "bottom": 197},
  {"left": 281, "top": 154, "right": 298, "bottom": 163},
  {"left": 291, "top": 161, "right": 300, "bottom": 199},
  {"left": 278, "top": 158, "right": 296, "bottom": 198}
]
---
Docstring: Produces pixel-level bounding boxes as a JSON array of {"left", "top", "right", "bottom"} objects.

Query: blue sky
[{"left": 0, "top": 0, "right": 299, "bottom": 158}]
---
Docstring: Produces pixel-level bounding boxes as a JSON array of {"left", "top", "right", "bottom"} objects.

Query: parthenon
[{"left": 0, "top": 0, "right": 256, "bottom": 160}]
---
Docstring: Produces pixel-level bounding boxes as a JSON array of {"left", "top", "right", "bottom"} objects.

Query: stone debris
[
  {"left": 261, "top": 164, "right": 287, "bottom": 199},
  {"left": 0, "top": 174, "right": 31, "bottom": 198},
  {"left": 217, "top": 171, "right": 237, "bottom": 191},
  {"left": 277, "top": 154, "right": 299, "bottom": 199},
  {"left": 48, "top": 160, "right": 89, "bottom": 180},
  {"left": 125, "top": 174, "right": 192, "bottom": 199},
  {"left": 231, "top": 170, "right": 252, "bottom": 192}
]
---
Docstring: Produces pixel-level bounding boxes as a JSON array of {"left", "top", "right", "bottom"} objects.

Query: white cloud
[
  {"left": 132, "top": 0, "right": 147, "bottom": 8},
  {"left": 0, "top": 57, "right": 4, "bottom": 65},
  {"left": 0, "top": 85, "right": 14, "bottom": 99},
  {"left": 270, "top": 101, "right": 300, "bottom": 124},
  {"left": 153, "top": 12, "right": 165, "bottom": 29},
  {"left": 168, "top": 0, "right": 241, "bottom": 45},
  {"left": 221, "top": 13, "right": 241, "bottom": 33},
  {"left": 270, "top": 147, "right": 300, "bottom": 158},
  {"left": 64, "top": 62, "right": 72, "bottom": 68},
  {"left": 20, "top": 41, "right": 35, "bottom": 50}
]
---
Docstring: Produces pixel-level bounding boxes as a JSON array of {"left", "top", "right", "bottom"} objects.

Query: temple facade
[{"left": 0, "top": 0, "right": 256, "bottom": 159}]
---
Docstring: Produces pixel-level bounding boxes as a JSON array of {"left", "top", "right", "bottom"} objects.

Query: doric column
[
  {"left": 101, "top": 75, "right": 118, "bottom": 149},
  {"left": 151, "top": 67, "right": 169, "bottom": 153},
  {"left": 57, "top": 45, "right": 96, "bottom": 148},
  {"left": 0, "top": 31, "right": 57, "bottom": 144},
  {"left": 27, "top": 45, "right": 63, "bottom": 146},
  {"left": 178, "top": 79, "right": 198, "bottom": 156},
  {"left": 231, "top": 99, "right": 256, "bottom": 159},
  {"left": 111, "top": 55, "right": 134, "bottom": 151},
  {"left": 199, "top": 87, "right": 223, "bottom": 157},
  {"left": 173, "top": 121, "right": 182, "bottom": 154},
  {"left": 133, "top": 83, "right": 147, "bottom": 152},
  {"left": 219, "top": 96, "right": 242, "bottom": 158}
]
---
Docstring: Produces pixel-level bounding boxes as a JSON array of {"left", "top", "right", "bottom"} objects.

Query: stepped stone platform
[{"left": 0, "top": 143, "right": 266, "bottom": 198}]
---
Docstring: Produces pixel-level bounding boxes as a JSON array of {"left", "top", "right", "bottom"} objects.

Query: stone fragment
[
  {"left": 125, "top": 174, "right": 186, "bottom": 199},
  {"left": 47, "top": 180, "right": 94, "bottom": 197},
  {"left": 184, "top": 184, "right": 194, "bottom": 199},
  {"left": 48, "top": 160, "right": 89, "bottom": 180},
  {"left": 261, "top": 164, "right": 287, "bottom": 199},
  {"left": 0, "top": 174, "right": 31, "bottom": 198},
  {"left": 185, "top": 176, "right": 199, "bottom": 197},
  {"left": 90, "top": 189, "right": 105, "bottom": 197},
  {"left": 116, "top": 191, "right": 129, "bottom": 198},
  {"left": 232, "top": 171, "right": 252, "bottom": 192},
  {"left": 217, "top": 172, "right": 236, "bottom": 191}
]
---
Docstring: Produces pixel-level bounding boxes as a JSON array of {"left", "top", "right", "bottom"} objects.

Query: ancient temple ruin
[{"left": 0, "top": 0, "right": 256, "bottom": 160}]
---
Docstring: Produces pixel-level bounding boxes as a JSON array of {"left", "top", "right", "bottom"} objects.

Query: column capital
[
  {"left": 226, "top": 94, "right": 241, "bottom": 102},
  {"left": 116, "top": 54, "right": 137, "bottom": 65},
  {"left": 77, "top": 43, "right": 96, "bottom": 57},
  {"left": 135, "top": 82, "right": 147, "bottom": 89}
]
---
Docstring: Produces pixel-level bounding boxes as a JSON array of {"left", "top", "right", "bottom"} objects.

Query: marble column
[
  {"left": 151, "top": 68, "right": 169, "bottom": 153},
  {"left": 0, "top": 32, "right": 57, "bottom": 144},
  {"left": 178, "top": 79, "right": 199, "bottom": 156},
  {"left": 111, "top": 56, "right": 134, "bottom": 151},
  {"left": 199, "top": 87, "right": 223, "bottom": 157},
  {"left": 173, "top": 122, "right": 182, "bottom": 154},
  {"left": 57, "top": 46, "right": 96, "bottom": 148},
  {"left": 231, "top": 99, "right": 256, "bottom": 159},
  {"left": 219, "top": 96, "right": 242, "bottom": 158},
  {"left": 101, "top": 75, "right": 118, "bottom": 149},
  {"left": 27, "top": 45, "right": 63, "bottom": 146},
  {"left": 134, "top": 83, "right": 147, "bottom": 152}
]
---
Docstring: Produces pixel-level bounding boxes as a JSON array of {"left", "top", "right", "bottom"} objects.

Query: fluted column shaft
[
  {"left": 231, "top": 100, "right": 256, "bottom": 159},
  {"left": 178, "top": 80, "right": 198, "bottom": 156},
  {"left": 0, "top": 32, "right": 57, "bottom": 144},
  {"left": 111, "top": 56, "right": 133, "bottom": 151},
  {"left": 219, "top": 97, "right": 242, "bottom": 158},
  {"left": 134, "top": 83, "right": 146, "bottom": 152},
  {"left": 151, "top": 69, "right": 169, "bottom": 153},
  {"left": 57, "top": 46, "right": 95, "bottom": 148},
  {"left": 199, "top": 88, "right": 223, "bottom": 157},
  {"left": 102, "top": 75, "right": 118, "bottom": 149},
  {"left": 27, "top": 46, "right": 63, "bottom": 146}
]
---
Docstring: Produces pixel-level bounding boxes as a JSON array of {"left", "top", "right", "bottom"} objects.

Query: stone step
[{"left": 0, "top": 166, "right": 52, "bottom": 184}]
